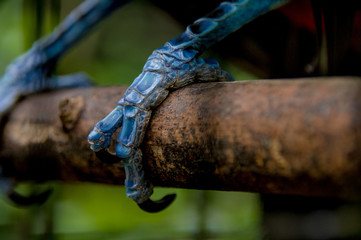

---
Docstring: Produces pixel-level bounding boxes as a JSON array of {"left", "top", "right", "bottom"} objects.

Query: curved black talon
[
  {"left": 95, "top": 149, "right": 122, "bottom": 164},
  {"left": 137, "top": 194, "right": 176, "bottom": 213},
  {"left": 0, "top": 167, "right": 53, "bottom": 206},
  {"left": 7, "top": 188, "right": 53, "bottom": 207}
]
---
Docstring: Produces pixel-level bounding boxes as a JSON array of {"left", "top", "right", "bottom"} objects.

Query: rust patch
[{"left": 58, "top": 96, "right": 84, "bottom": 132}]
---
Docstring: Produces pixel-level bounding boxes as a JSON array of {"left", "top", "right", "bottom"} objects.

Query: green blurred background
[{"left": 0, "top": 0, "right": 261, "bottom": 239}]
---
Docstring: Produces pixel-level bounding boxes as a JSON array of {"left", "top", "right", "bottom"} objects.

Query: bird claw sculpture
[
  {"left": 88, "top": 43, "right": 234, "bottom": 210},
  {"left": 0, "top": 0, "right": 290, "bottom": 211},
  {"left": 88, "top": 0, "right": 290, "bottom": 212}
]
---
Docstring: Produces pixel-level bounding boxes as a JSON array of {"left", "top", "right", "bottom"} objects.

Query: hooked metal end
[
  {"left": 95, "top": 149, "right": 121, "bottom": 164},
  {"left": 137, "top": 194, "right": 176, "bottom": 213},
  {"left": 8, "top": 188, "right": 53, "bottom": 207},
  {"left": 95, "top": 149, "right": 175, "bottom": 213}
]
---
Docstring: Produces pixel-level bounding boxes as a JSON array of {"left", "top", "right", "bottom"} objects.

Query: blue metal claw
[
  {"left": 1, "top": 0, "right": 293, "bottom": 212},
  {"left": 90, "top": 0, "right": 291, "bottom": 212}
]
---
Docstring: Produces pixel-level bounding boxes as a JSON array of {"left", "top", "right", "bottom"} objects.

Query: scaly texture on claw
[
  {"left": 89, "top": 44, "right": 234, "bottom": 207},
  {"left": 89, "top": 0, "right": 291, "bottom": 212},
  {"left": 88, "top": 105, "right": 124, "bottom": 151}
]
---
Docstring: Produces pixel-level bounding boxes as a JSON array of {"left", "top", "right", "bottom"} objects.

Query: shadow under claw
[{"left": 95, "top": 149, "right": 122, "bottom": 164}]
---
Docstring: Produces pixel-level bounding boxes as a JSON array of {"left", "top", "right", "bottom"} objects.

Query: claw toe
[
  {"left": 8, "top": 188, "right": 53, "bottom": 207},
  {"left": 137, "top": 194, "right": 176, "bottom": 213},
  {"left": 116, "top": 144, "right": 132, "bottom": 158}
]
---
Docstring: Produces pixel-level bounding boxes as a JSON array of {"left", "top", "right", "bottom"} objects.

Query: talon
[
  {"left": 0, "top": 168, "right": 53, "bottom": 206},
  {"left": 7, "top": 188, "right": 53, "bottom": 207},
  {"left": 137, "top": 194, "right": 176, "bottom": 213},
  {"left": 95, "top": 149, "right": 121, "bottom": 164}
]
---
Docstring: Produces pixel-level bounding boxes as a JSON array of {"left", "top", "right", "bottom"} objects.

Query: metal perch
[{"left": 1, "top": 78, "right": 361, "bottom": 199}]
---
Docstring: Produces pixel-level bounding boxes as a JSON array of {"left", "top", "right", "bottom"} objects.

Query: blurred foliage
[
  {"left": 0, "top": 0, "right": 261, "bottom": 239},
  {"left": 0, "top": 0, "right": 23, "bottom": 72},
  {"left": 21, "top": 0, "right": 60, "bottom": 49},
  {"left": 0, "top": 184, "right": 262, "bottom": 240}
]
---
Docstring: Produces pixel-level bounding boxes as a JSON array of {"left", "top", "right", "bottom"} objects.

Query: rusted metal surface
[{"left": 1, "top": 77, "right": 361, "bottom": 199}]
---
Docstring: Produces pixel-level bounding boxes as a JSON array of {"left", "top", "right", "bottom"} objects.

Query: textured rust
[
  {"left": 1, "top": 77, "right": 361, "bottom": 199},
  {"left": 58, "top": 96, "right": 85, "bottom": 132}
]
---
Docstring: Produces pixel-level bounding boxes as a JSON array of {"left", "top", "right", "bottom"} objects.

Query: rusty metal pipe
[{"left": 1, "top": 77, "right": 361, "bottom": 199}]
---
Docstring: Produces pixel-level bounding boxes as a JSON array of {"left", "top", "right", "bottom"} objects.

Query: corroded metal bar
[{"left": 1, "top": 77, "right": 360, "bottom": 199}]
